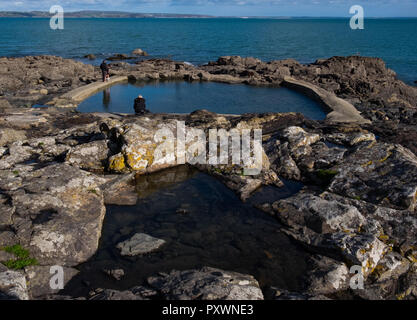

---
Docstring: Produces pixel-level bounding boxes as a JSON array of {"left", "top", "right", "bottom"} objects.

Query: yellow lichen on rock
[{"left": 109, "top": 153, "right": 126, "bottom": 172}]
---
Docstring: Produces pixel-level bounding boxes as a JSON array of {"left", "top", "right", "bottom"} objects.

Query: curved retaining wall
[
  {"left": 282, "top": 76, "right": 370, "bottom": 124},
  {"left": 60, "top": 76, "right": 128, "bottom": 103}
]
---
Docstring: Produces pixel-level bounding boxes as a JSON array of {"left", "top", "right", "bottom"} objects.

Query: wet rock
[
  {"left": 176, "top": 208, "right": 189, "bottom": 215},
  {"left": 117, "top": 233, "right": 166, "bottom": 256},
  {"left": 132, "top": 49, "right": 148, "bottom": 56},
  {"left": 107, "top": 54, "right": 136, "bottom": 61},
  {"left": 84, "top": 54, "right": 96, "bottom": 60},
  {"left": 0, "top": 270, "right": 29, "bottom": 300},
  {"left": 148, "top": 267, "right": 264, "bottom": 300},
  {"left": 103, "top": 268, "right": 125, "bottom": 281},
  {"left": 101, "top": 173, "right": 137, "bottom": 205},
  {"left": 135, "top": 165, "right": 196, "bottom": 199}
]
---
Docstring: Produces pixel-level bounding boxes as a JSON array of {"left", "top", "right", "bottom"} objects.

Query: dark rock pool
[
  {"left": 77, "top": 81, "right": 327, "bottom": 120},
  {"left": 62, "top": 166, "right": 310, "bottom": 298}
]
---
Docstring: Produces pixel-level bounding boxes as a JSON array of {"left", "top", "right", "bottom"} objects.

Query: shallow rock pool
[{"left": 62, "top": 166, "right": 310, "bottom": 297}]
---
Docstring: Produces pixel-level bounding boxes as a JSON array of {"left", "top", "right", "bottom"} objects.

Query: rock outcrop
[
  {"left": 147, "top": 267, "right": 264, "bottom": 300},
  {"left": 0, "top": 54, "right": 417, "bottom": 300}
]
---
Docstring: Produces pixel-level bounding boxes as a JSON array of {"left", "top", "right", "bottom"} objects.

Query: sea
[{"left": 0, "top": 17, "right": 416, "bottom": 85}]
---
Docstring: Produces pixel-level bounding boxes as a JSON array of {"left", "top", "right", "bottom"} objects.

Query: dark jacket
[
  {"left": 134, "top": 97, "right": 148, "bottom": 114},
  {"left": 100, "top": 62, "right": 109, "bottom": 73}
]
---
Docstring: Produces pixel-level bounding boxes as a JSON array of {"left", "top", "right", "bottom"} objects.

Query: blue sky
[{"left": 1, "top": 0, "right": 417, "bottom": 17}]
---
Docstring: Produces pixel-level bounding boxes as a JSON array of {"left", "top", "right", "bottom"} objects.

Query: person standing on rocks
[
  {"left": 100, "top": 60, "right": 110, "bottom": 82},
  {"left": 134, "top": 94, "right": 149, "bottom": 115}
]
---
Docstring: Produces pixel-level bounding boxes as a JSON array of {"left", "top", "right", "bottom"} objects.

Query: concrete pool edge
[
  {"left": 48, "top": 75, "right": 369, "bottom": 124},
  {"left": 282, "top": 77, "right": 370, "bottom": 125},
  {"left": 59, "top": 76, "right": 129, "bottom": 103}
]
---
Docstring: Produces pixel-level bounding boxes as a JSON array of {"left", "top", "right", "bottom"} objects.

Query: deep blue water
[
  {"left": 77, "top": 81, "right": 327, "bottom": 119},
  {"left": 0, "top": 18, "right": 416, "bottom": 84}
]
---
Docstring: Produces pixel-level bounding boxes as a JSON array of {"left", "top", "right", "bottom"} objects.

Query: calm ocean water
[{"left": 0, "top": 18, "right": 416, "bottom": 84}]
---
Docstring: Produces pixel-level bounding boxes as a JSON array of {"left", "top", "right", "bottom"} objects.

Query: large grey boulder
[
  {"left": 0, "top": 270, "right": 29, "bottom": 300},
  {"left": 148, "top": 267, "right": 264, "bottom": 300},
  {"left": 66, "top": 140, "right": 109, "bottom": 172},
  {"left": 329, "top": 143, "right": 417, "bottom": 211},
  {"left": 6, "top": 163, "right": 107, "bottom": 266},
  {"left": 268, "top": 192, "right": 387, "bottom": 275},
  {"left": 117, "top": 233, "right": 166, "bottom": 256}
]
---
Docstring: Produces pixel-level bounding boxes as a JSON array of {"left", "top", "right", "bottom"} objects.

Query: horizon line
[{"left": 0, "top": 10, "right": 416, "bottom": 19}]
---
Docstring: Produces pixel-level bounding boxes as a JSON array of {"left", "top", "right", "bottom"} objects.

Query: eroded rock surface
[{"left": 147, "top": 267, "right": 264, "bottom": 300}]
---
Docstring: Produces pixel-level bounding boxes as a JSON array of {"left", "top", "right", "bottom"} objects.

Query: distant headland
[{"left": 0, "top": 10, "right": 215, "bottom": 18}]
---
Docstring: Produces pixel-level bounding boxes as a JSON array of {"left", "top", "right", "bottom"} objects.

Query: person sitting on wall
[{"left": 134, "top": 94, "right": 150, "bottom": 115}]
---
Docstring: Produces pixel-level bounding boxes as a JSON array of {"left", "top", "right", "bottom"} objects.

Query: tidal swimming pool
[
  {"left": 62, "top": 166, "right": 309, "bottom": 298},
  {"left": 77, "top": 81, "right": 327, "bottom": 120}
]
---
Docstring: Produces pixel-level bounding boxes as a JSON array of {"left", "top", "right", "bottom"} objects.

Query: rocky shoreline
[{"left": 0, "top": 54, "right": 416, "bottom": 300}]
